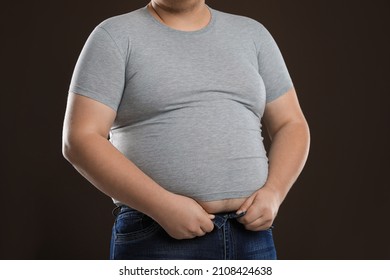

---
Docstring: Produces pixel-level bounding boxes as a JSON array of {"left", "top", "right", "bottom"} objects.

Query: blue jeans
[{"left": 110, "top": 206, "right": 277, "bottom": 260}]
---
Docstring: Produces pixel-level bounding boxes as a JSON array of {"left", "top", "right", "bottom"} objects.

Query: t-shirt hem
[
  {"left": 266, "top": 84, "right": 294, "bottom": 103},
  {"left": 190, "top": 190, "right": 259, "bottom": 202},
  {"left": 69, "top": 85, "right": 119, "bottom": 112},
  {"left": 112, "top": 189, "right": 260, "bottom": 206}
]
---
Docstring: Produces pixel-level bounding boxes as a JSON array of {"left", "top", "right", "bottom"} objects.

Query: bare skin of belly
[{"left": 198, "top": 197, "right": 247, "bottom": 214}]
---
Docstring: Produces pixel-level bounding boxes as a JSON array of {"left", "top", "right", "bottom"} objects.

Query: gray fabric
[{"left": 69, "top": 5, "right": 294, "bottom": 202}]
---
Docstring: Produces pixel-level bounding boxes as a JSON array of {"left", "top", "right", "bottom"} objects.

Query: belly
[
  {"left": 113, "top": 103, "right": 268, "bottom": 204},
  {"left": 198, "top": 197, "right": 247, "bottom": 214}
]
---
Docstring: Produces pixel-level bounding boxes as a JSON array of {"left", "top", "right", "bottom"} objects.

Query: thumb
[{"left": 236, "top": 194, "right": 256, "bottom": 215}]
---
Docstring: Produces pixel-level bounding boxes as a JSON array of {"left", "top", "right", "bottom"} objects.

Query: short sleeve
[
  {"left": 69, "top": 26, "right": 125, "bottom": 111},
  {"left": 256, "top": 25, "right": 294, "bottom": 103}
]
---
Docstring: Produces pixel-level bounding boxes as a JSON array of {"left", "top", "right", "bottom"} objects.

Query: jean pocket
[{"left": 114, "top": 208, "right": 160, "bottom": 243}]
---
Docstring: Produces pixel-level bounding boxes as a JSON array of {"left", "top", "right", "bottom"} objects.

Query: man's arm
[
  {"left": 62, "top": 93, "right": 214, "bottom": 239},
  {"left": 237, "top": 88, "right": 310, "bottom": 231}
]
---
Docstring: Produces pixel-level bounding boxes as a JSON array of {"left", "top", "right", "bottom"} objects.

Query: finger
[
  {"left": 201, "top": 219, "right": 215, "bottom": 233},
  {"left": 238, "top": 210, "right": 263, "bottom": 225},
  {"left": 237, "top": 202, "right": 263, "bottom": 224},
  {"left": 194, "top": 226, "right": 209, "bottom": 237},
  {"left": 244, "top": 218, "right": 273, "bottom": 231},
  {"left": 246, "top": 224, "right": 273, "bottom": 231},
  {"left": 236, "top": 194, "right": 256, "bottom": 215}
]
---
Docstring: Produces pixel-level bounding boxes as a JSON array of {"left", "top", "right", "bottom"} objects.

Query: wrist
[
  {"left": 143, "top": 188, "right": 177, "bottom": 222},
  {"left": 261, "top": 183, "right": 285, "bottom": 205}
]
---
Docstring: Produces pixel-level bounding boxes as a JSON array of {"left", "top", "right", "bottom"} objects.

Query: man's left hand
[{"left": 236, "top": 186, "right": 281, "bottom": 231}]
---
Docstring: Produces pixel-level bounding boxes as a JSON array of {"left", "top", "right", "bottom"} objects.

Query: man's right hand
[{"left": 152, "top": 193, "right": 215, "bottom": 240}]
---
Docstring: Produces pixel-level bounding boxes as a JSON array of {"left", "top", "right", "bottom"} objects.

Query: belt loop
[
  {"left": 213, "top": 215, "right": 227, "bottom": 229},
  {"left": 112, "top": 205, "right": 121, "bottom": 217}
]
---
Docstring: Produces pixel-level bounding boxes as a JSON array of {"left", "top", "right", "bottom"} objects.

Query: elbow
[
  {"left": 62, "top": 136, "right": 75, "bottom": 164},
  {"left": 62, "top": 130, "right": 103, "bottom": 165},
  {"left": 294, "top": 118, "right": 311, "bottom": 146},
  {"left": 62, "top": 130, "right": 81, "bottom": 165},
  {"left": 302, "top": 118, "right": 311, "bottom": 144},
  {"left": 298, "top": 118, "right": 311, "bottom": 157},
  {"left": 294, "top": 114, "right": 310, "bottom": 141}
]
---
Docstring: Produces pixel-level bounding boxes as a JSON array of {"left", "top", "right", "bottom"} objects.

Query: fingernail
[{"left": 236, "top": 211, "right": 246, "bottom": 218}]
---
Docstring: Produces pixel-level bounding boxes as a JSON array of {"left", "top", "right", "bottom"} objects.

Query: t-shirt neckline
[{"left": 142, "top": 4, "right": 216, "bottom": 35}]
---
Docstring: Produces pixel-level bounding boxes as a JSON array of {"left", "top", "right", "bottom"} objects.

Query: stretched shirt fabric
[{"left": 69, "top": 5, "right": 294, "bottom": 203}]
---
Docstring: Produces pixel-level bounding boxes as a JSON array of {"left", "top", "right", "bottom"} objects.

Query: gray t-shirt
[{"left": 69, "top": 5, "right": 294, "bottom": 203}]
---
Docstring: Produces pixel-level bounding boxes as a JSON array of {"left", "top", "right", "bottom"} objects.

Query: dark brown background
[{"left": 1, "top": 0, "right": 389, "bottom": 259}]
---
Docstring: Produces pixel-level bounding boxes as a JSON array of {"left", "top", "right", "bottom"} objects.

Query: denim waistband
[
  {"left": 112, "top": 205, "right": 246, "bottom": 229},
  {"left": 212, "top": 211, "right": 246, "bottom": 229}
]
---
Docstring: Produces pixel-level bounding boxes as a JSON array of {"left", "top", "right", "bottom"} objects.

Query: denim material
[{"left": 110, "top": 206, "right": 277, "bottom": 260}]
